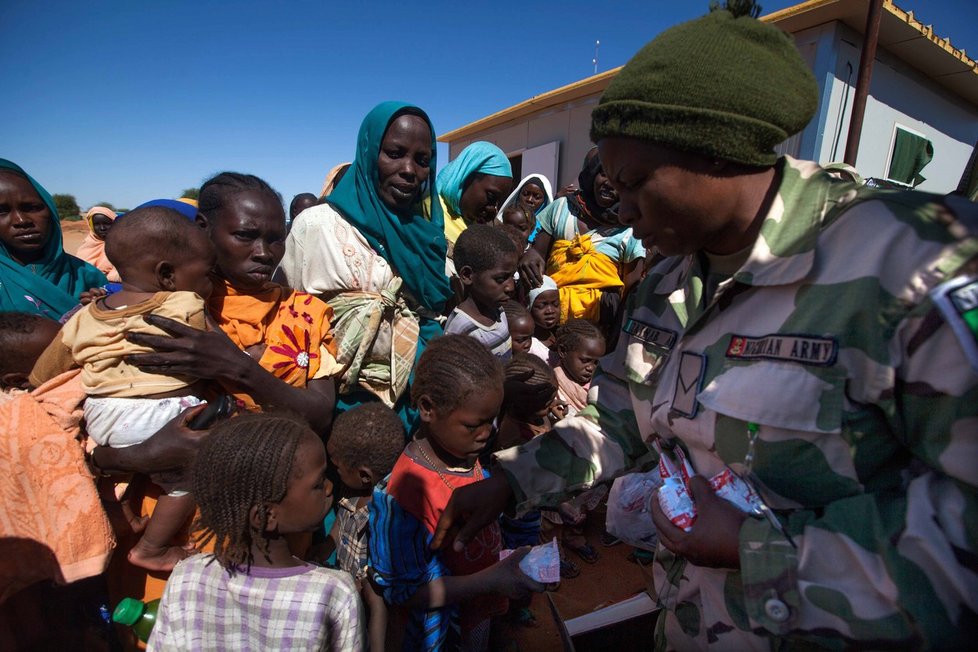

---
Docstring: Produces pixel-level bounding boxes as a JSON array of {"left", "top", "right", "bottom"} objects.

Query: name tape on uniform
[
  {"left": 726, "top": 333, "right": 837, "bottom": 366},
  {"left": 624, "top": 319, "right": 677, "bottom": 350}
]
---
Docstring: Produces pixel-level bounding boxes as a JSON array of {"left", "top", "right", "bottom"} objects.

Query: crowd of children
[{"left": 1, "top": 141, "right": 641, "bottom": 652}]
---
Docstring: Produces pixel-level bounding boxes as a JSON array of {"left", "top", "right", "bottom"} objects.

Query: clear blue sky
[{"left": 1, "top": 0, "right": 975, "bottom": 211}]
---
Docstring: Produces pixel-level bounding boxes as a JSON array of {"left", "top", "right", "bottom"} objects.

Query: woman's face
[
  {"left": 592, "top": 168, "right": 619, "bottom": 209},
  {"left": 459, "top": 174, "right": 513, "bottom": 224},
  {"left": 0, "top": 170, "right": 52, "bottom": 265},
  {"left": 598, "top": 137, "right": 736, "bottom": 257},
  {"left": 206, "top": 189, "right": 286, "bottom": 290},
  {"left": 91, "top": 214, "right": 114, "bottom": 241},
  {"left": 518, "top": 182, "right": 546, "bottom": 213},
  {"left": 376, "top": 114, "right": 433, "bottom": 214}
]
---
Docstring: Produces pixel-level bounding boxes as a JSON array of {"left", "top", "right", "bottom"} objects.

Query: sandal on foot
[
  {"left": 560, "top": 558, "right": 581, "bottom": 579},
  {"left": 600, "top": 531, "right": 621, "bottom": 547},
  {"left": 567, "top": 542, "right": 599, "bottom": 564}
]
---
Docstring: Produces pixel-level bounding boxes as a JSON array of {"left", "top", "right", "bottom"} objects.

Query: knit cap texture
[{"left": 591, "top": 9, "right": 818, "bottom": 166}]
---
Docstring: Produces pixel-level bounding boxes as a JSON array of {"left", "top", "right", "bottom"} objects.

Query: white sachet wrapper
[{"left": 500, "top": 537, "right": 560, "bottom": 584}]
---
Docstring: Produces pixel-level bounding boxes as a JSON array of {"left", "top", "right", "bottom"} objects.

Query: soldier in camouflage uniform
[{"left": 433, "top": 3, "right": 978, "bottom": 650}]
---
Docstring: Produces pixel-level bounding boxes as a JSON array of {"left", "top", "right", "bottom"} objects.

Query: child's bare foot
[{"left": 128, "top": 537, "right": 192, "bottom": 572}]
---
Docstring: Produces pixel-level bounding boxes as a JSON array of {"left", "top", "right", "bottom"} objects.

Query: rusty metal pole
[{"left": 844, "top": 0, "right": 885, "bottom": 166}]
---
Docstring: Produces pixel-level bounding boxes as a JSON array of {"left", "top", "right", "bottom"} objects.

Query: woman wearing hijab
[
  {"left": 0, "top": 159, "right": 107, "bottom": 318},
  {"left": 436, "top": 141, "right": 513, "bottom": 255},
  {"left": 520, "top": 148, "right": 645, "bottom": 329},
  {"left": 280, "top": 101, "right": 451, "bottom": 428},
  {"left": 495, "top": 173, "right": 554, "bottom": 244},
  {"left": 75, "top": 206, "right": 120, "bottom": 282}
]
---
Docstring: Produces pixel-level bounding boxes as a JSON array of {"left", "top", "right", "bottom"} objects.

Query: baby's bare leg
[{"left": 127, "top": 493, "right": 196, "bottom": 572}]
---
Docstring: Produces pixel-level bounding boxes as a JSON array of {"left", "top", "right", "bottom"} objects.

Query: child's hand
[{"left": 486, "top": 546, "right": 546, "bottom": 599}]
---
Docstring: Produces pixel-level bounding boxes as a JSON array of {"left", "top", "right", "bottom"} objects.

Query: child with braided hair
[
  {"left": 554, "top": 318, "right": 607, "bottom": 417},
  {"left": 368, "top": 335, "right": 543, "bottom": 652},
  {"left": 148, "top": 413, "right": 363, "bottom": 651}
]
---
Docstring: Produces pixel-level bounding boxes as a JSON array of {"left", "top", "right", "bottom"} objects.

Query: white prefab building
[{"left": 438, "top": 0, "right": 978, "bottom": 195}]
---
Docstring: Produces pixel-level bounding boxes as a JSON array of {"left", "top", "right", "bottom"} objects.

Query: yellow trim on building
[{"left": 439, "top": 0, "right": 977, "bottom": 143}]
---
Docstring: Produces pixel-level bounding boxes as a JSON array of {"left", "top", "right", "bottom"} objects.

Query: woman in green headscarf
[
  {"left": 280, "top": 102, "right": 451, "bottom": 429},
  {"left": 0, "top": 159, "right": 107, "bottom": 318},
  {"left": 436, "top": 141, "right": 513, "bottom": 256}
]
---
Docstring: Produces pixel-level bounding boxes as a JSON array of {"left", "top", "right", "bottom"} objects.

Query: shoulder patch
[
  {"left": 624, "top": 318, "right": 677, "bottom": 350},
  {"left": 932, "top": 276, "right": 978, "bottom": 373},
  {"left": 726, "top": 333, "right": 837, "bottom": 366}
]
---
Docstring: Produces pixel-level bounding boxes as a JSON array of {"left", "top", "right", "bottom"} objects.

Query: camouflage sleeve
[
  {"left": 739, "top": 272, "right": 978, "bottom": 647},
  {"left": 494, "top": 288, "right": 657, "bottom": 514}
]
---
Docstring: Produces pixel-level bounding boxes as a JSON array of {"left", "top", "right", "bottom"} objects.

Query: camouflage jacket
[{"left": 494, "top": 157, "right": 978, "bottom": 650}]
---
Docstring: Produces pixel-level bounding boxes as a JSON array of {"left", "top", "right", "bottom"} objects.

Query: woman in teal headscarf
[
  {"left": 0, "top": 159, "right": 107, "bottom": 319},
  {"left": 280, "top": 101, "right": 451, "bottom": 430},
  {"left": 436, "top": 142, "right": 513, "bottom": 255}
]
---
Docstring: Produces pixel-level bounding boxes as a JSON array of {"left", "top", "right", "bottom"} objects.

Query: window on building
[{"left": 886, "top": 125, "right": 933, "bottom": 187}]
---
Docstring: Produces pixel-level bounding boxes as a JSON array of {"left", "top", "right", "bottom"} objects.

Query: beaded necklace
[{"left": 413, "top": 440, "right": 479, "bottom": 491}]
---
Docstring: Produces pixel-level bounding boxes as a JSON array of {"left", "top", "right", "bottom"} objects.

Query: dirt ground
[
  {"left": 61, "top": 219, "right": 90, "bottom": 254},
  {"left": 502, "top": 502, "right": 655, "bottom": 652}
]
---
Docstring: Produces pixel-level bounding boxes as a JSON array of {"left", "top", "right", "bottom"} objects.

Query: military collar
[
  {"left": 647, "top": 157, "right": 859, "bottom": 295},
  {"left": 732, "top": 157, "right": 838, "bottom": 287}
]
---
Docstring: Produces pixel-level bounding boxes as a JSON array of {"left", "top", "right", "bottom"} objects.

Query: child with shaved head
[{"left": 30, "top": 205, "right": 217, "bottom": 571}]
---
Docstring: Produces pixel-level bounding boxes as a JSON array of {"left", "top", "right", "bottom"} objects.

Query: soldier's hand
[
  {"left": 431, "top": 473, "right": 512, "bottom": 552},
  {"left": 651, "top": 475, "right": 747, "bottom": 569}
]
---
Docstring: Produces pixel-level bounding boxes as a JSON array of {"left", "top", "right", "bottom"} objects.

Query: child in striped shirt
[{"left": 443, "top": 224, "right": 518, "bottom": 361}]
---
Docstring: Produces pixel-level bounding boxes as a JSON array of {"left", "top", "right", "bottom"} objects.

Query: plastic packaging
[
  {"left": 652, "top": 440, "right": 764, "bottom": 533},
  {"left": 605, "top": 470, "right": 662, "bottom": 551},
  {"left": 653, "top": 441, "right": 698, "bottom": 532},
  {"left": 112, "top": 597, "right": 160, "bottom": 643},
  {"left": 500, "top": 537, "right": 560, "bottom": 584},
  {"left": 709, "top": 467, "right": 763, "bottom": 515}
]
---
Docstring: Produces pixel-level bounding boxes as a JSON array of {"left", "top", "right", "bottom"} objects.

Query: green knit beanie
[{"left": 590, "top": 4, "right": 818, "bottom": 167}]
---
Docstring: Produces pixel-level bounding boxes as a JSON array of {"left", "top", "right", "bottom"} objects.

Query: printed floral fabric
[{"left": 207, "top": 279, "right": 337, "bottom": 408}]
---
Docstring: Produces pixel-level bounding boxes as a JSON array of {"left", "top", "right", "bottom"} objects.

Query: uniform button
[{"left": 764, "top": 598, "right": 790, "bottom": 623}]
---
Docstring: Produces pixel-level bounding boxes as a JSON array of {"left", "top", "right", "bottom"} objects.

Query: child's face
[
  {"left": 171, "top": 232, "right": 217, "bottom": 299},
  {"left": 422, "top": 385, "right": 503, "bottom": 463},
  {"left": 530, "top": 290, "right": 560, "bottom": 331},
  {"left": 325, "top": 438, "right": 369, "bottom": 494},
  {"left": 509, "top": 314, "right": 534, "bottom": 354},
  {"left": 502, "top": 209, "right": 532, "bottom": 241},
  {"left": 466, "top": 251, "right": 517, "bottom": 309},
  {"left": 518, "top": 183, "right": 546, "bottom": 213},
  {"left": 273, "top": 431, "right": 334, "bottom": 533},
  {"left": 1, "top": 318, "right": 61, "bottom": 390},
  {"left": 560, "top": 336, "right": 606, "bottom": 385},
  {"left": 91, "top": 214, "right": 114, "bottom": 241}
]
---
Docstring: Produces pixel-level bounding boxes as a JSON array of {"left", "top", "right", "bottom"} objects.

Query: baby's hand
[
  {"left": 79, "top": 287, "right": 108, "bottom": 305},
  {"left": 487, "top": 546, "right": 546, "bottom": 599}
]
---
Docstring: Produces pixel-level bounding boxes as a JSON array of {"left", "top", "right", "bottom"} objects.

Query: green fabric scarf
[
  {"left": 0, "top": 158, "right": 107, "bottom": 319},
  {"left": 327, "top": 102, "right": 452, "bottom": 313}
]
